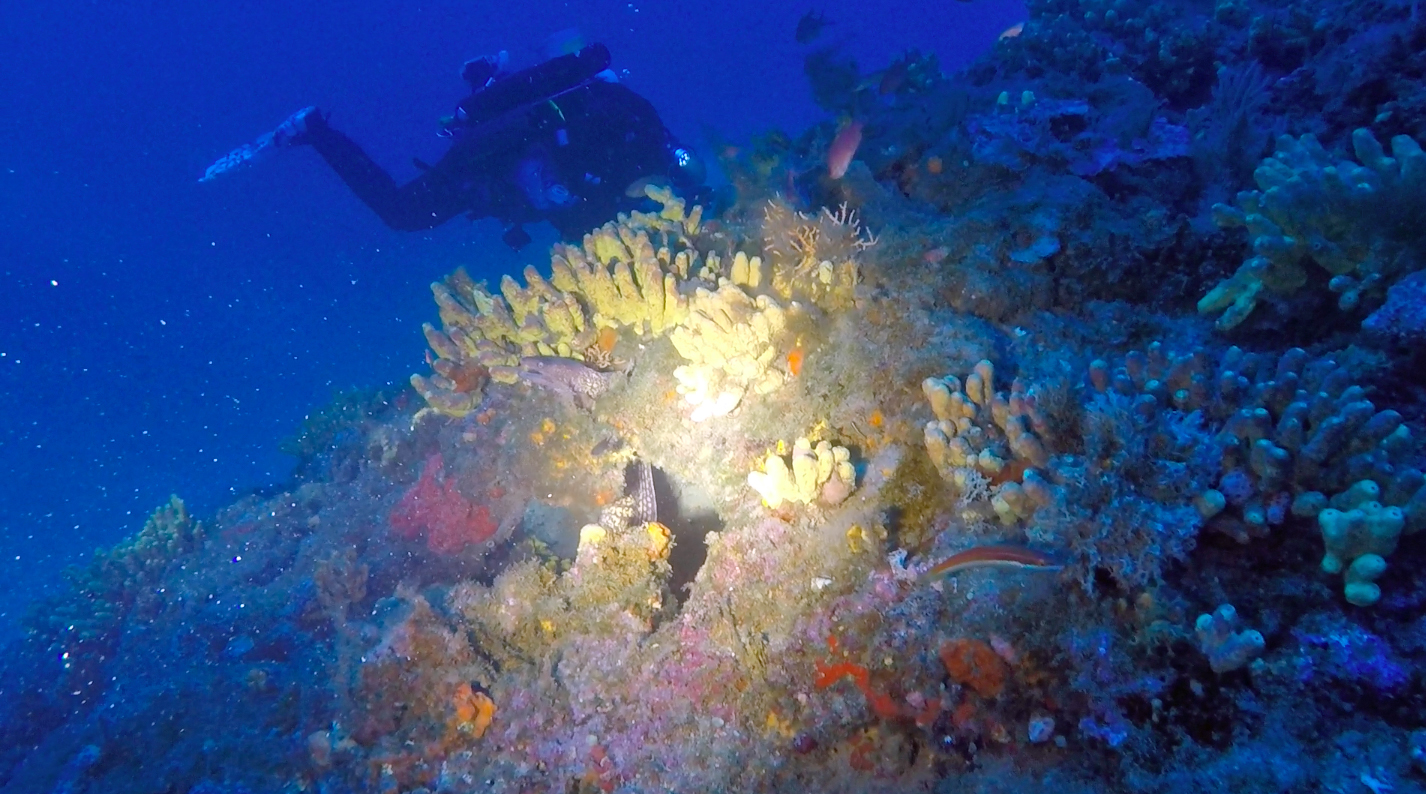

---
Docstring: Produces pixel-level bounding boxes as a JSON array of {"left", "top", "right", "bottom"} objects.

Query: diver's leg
[
  {"left": 301, "top": 114, "right": 426, "bottom": 230},
  {"left": 300, "top": 112, "right": 472, "bottom": 231}
]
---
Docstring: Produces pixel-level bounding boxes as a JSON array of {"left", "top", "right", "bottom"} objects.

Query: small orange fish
[
  {"left": 924, "top": 246, "right": 950, "bottom": 264},
  {"left": 596, "top": 325, "right": 619, "bottom": 354},
  {"left": 999, "top": 22, "right": 1025, "bottom": 40},
  {"left": 787, "top": 345, "right": 805, "bottom": 377},
  {"left": 827, "top": 120, "right": 864, "bottom": 179},
  {"left": 921, "top": 544, "right": 1062, "bottom": 581}
]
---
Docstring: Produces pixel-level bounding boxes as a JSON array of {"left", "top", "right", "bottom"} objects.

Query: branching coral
[{"left": 1200, "top": 128, "right": 1426, "bottom": 329}]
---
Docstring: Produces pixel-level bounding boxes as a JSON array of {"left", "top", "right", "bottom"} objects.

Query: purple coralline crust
[
  {"left": 1363, "top": 269, "right": 1426, "bottom": 340},
  {"left": 967, "top": 99, "right": 1189, "bottom": 176},
  {"left": 1291, "top": 615, "right": 1409, "bottom": 693}
]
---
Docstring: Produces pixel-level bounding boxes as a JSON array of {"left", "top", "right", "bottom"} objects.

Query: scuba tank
[{"left": 439, "top": 44, "right": 612, "bottom": 142}]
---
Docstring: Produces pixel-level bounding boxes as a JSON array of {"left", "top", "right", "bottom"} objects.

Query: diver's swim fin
[{"left": 200, "top": 106, "right": 323, "bottom": 182}]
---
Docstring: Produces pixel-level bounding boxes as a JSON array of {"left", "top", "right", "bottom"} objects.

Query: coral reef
[
  {"left": 409, "top": 186, "right": 703, "bottom": 416},
  {"left": 412, "top": 187, "right": 869, "bottom": 422},
  {"left": 14, "top": 2, "right": 1426, "bottom": 792},
  {"left": 920, "top": 357, "right": 1204, "bottom": 591}
]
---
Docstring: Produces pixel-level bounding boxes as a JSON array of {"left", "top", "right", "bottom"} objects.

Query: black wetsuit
[{"left": 302, "top": 45, "right": 680, "bottom": 240}]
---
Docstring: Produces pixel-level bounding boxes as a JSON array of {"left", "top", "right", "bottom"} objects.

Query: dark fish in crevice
[
  {"left": 598, "top": 459, "right": 658, "bottom": 530},
  {"left": 514, "top": 355, "right": 624, "bottom": 411},
  {"left": 590, "top": 435, "right": 628, "bottom": 459}
]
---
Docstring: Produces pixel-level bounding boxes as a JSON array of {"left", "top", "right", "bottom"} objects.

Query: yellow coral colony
[
  {"left": 412, "top": 186, "right": 870, "bottom": 419},
  {"left": 410, "top": 188, "right": 704, "bottom": 415},
  {"left": 670, "top": 283, "right": 789, "bottom": 422},
  {"left": 747, "top": 437, "right": 857, "bottom": 509}
]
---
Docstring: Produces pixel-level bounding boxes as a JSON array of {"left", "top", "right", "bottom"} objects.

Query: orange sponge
[
  {"left": 939, "top": 639, "right": 1009, "bottom": 699},
  {"left": 453, "top": 682, "right": 497, "bottom": 738}
]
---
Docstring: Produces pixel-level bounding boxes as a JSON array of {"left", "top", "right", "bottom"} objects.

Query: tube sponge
[
  {"left": 921, "top": 361, "right": 1053, "bottom": 515},
  {"left": 1200, "top": 128, "right": 1426, "bottom": 330},
  {"left": 1319, "top": 498, "right": 1404, "bottom": 606},
  {"left": 747, "top": 438, "right": 856, "bottom": 509},
  {"left": 1195, "top": 604, "right": 1266, "bottom": 673},
  {"left": 669, "top": 284, "right": 790, "bottom": 421}
]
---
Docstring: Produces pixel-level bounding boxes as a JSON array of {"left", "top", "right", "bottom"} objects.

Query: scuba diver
[{"left": 202, "top": 43, "right": 706, "bottom": 249}]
